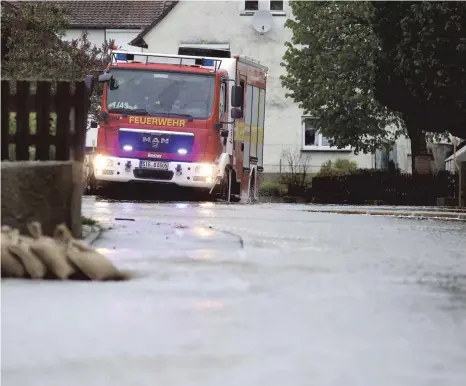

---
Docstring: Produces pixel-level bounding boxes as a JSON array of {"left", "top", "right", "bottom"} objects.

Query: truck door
[{"left": 234, "top": 76, "right": 247, "bottom": 180}]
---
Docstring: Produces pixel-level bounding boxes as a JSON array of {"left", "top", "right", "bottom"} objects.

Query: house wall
[
  {"left": 64, "top": 29, "right": 106, "bottom": 48},
  {"left": 136, "top": 0, "right": 374, "bottom": 174},
  {"left": 394, "top": 135, "right": 412, "bottom": 173},
  {"left": 63, "top": 28, "right": 142, "bottom": 51}
]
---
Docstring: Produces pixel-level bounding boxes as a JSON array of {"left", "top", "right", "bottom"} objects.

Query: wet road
[{"left": 2, "top": 197, "right": 466, "bottom": 386}]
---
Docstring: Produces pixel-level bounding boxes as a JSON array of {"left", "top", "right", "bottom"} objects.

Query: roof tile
[{"left": 9, "top": 1, "right": 177, "bottom": 29}]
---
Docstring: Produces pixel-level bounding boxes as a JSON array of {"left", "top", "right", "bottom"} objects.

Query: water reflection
[
  {"left": 199, "top": 202, "right": 215, "bottom": 208},
  {"left": 191, "top": 249, "right": 215, "bottom": 260},
  {"left": 196, "top": 300, "right": 224, "bottom": 310},
  {"left": 193, "top": 227, "right": 215, "bottom": 238}
]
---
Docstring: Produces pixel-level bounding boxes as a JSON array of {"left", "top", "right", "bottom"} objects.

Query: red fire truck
[{"left": 87, "top": 49, "right": 267, "bottom": 202}]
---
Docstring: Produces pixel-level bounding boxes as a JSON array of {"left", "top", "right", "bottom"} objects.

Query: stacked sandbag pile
[{"left": 1, "top": 222, "right": 127, "bottom": 281}]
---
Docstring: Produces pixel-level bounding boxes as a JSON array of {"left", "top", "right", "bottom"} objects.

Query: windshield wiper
[
  {"left": 147, "top": 110, "right": 195, "bottom": 120},
  {"left": 166, "top": 112, "right": 194, "bottom": 119},
  {"left": 108, "top": 108, "right": 150, "bottom": 116}
]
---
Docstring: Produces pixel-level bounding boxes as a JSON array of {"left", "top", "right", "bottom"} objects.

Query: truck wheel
[
  {"left": 248, "top": 170, "right": 257, "bottom": 203},
  {"left": 219, "top": 168, "right": 231, "bottom": 202},
  {"left": 85, "top": 171, "right": 98, "bottom": 196}
]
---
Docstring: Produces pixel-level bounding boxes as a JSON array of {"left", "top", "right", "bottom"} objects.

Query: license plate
[{"left": 139, "top": 160, "right": 169, "bottom": 170}]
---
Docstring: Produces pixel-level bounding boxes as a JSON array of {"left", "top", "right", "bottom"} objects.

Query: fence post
[
  {"left": 35, "top": 81, "right": 52, "bottom": 160},
  {"left": 69, "top": 81, "right": 89, "bottom": 238},
  {"left": 1, "top": 81, "right": 10, "bottom": 160},
  {"left": 15, "top": 81, "right": 31, "bottom": 161}
]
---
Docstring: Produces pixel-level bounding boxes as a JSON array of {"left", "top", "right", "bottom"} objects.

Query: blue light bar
[
  {"left": 115, "top": 53, "right": 127, "bottom": 61},
  {"left": 202, "top": 59, "right": 215, "bottom": 66}
]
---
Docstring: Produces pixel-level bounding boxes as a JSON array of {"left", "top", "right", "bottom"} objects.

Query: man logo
[{"left": 142, "top": 136, "right": 169, "bottom": 149}]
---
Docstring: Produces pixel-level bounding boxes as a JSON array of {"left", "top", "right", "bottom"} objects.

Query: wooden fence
[{"left": 1, "top": 80, "right": 89, "bottom": 162}]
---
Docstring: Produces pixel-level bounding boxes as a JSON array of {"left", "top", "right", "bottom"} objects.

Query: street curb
[
  {"left": 82, "top": 224, "right": 103, "bottom": 245},
  {"left": 305, "top": 209, "right": 466, "bottom": 221}
]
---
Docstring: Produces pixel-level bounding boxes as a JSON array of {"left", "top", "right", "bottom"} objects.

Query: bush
[
  {"left": 317, "top": 159, "right": 358, "bottom": 177},
  {"left": 279, "top": 150, "right": 312, "bottom": 196},
  {"left": 311, "top": 169, "right": 458, "bottom": 205},
  {"left": 259, "top": 181, "right": 285, "bottom": 198}
]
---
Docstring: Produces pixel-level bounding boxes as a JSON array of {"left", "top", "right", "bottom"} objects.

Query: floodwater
[{"left": 2, "top": 197, "right": 466, "bottom": 386}]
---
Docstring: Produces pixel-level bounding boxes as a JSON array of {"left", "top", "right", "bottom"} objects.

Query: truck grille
[
  {"left": 119, "top": 129, "right": 194, "bottom": 154},
  {"left": 133, "top": 168, "right": 174, "bottom": 181}
]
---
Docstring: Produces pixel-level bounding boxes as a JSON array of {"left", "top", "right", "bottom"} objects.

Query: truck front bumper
[{"left": 92, "top": 155, "right": 220, "bottom": 189}]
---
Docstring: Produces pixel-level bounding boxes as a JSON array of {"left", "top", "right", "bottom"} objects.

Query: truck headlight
[
  {"left": 195, "top": 164, "right": 214, "bottom": 176},
  {"left": 94, "top": 154, "right": 112, "bottom": 169}
]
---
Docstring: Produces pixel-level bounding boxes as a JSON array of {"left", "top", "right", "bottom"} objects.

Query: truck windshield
[{"left": 106, "top": 69, "right": 215, "bottom": 119}]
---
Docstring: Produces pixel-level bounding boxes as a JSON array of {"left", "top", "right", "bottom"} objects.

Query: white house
[{"left": 127, "top": 0, "right": 379, "bottom": 175}]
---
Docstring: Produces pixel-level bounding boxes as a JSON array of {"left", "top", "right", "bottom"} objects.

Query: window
[
  {"left": 241, "top": 0, "right": 286, "bottom": 15},
  {"left": 270, "top": 1, "right": 284, "bottom": 11},
  {"left": 302, "top": 117, "right": 352, "bottom": 150},
  {"left": 302, "top": 116, "right": 351, "bottom": 150},
  {"left": 303, "top": 117, "right": 327, "bottom": 147},
  {"left": 106, "top": 69, "right": 215, "bottom": 119},
  {"left": 245, "top": 1, "right": 259, "bottom": 11},
  {"left": 219, "top": 82, "right": 226, "bottom": 118}
]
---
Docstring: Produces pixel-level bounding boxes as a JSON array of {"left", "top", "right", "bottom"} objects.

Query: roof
[
  {"left": 8, "top": 1, "right": 178, "bottom": 29},
  {"left": 445, "top": 142, "right": 466, "bottom": 163},
  {"left": 129, "top": 1, "right": 178, "bottom": 48}
]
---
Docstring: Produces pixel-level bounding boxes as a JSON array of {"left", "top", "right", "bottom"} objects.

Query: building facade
[{"left": 128, "top": 0, "right": 377, "bottom": 174}]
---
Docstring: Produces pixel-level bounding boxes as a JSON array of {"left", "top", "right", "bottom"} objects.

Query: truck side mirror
[
  {"left": 98, "top": 72, "right": 113, "bottom": 83},
  {"left": 231, "top": 107, "right": 242, "bottom": 119},
  {"left": 231, "top": 85, "right": 243, "bottom": 108}
]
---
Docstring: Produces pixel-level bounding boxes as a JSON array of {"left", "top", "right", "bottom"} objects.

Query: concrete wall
[
  {"left": 137, "top": 0, "right": 375, "bottom": 173},
  {"left": 1, "top": 161, "right": 83, "bottom": 238}
]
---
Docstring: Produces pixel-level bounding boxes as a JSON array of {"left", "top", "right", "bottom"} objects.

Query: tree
[
  {"left": 281, "top": 1, "right": 404, "bottom": 155},
  {"left": 1, "top": 1, "right": 112, "bottom": 115},
  {"left": 372, "top": 1, "right": 466, "bottom": 171}
]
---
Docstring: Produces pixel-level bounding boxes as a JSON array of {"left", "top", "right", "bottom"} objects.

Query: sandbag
[
  {"left": 27, "top": 222, "right": 75, "bottom": 280},
  {"left": 54, "top": 223, "right": 94, "bottom": 252},
  {"left": 8, "top": 236, "right": 47, "bottom": 279},
  {"left": 66, "top": 242, "right": 123, "bottom": 281},
  {"left": 55, "top": 223, "right": 123, "bottom": 281},
  {"left": 1, "top": 227, "right": 26, "bottom": 278}
]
